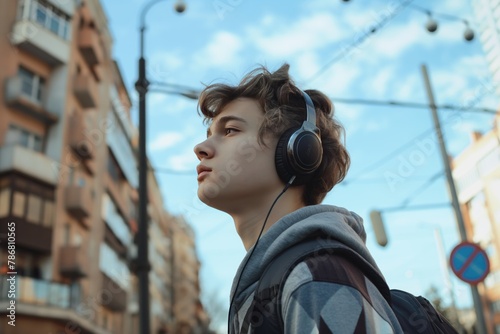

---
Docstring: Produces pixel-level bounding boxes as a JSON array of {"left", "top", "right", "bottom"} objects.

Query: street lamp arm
[
  {"left": 139, "top": 0, "right": 169, "bottom": 31},
  {"left": 376, "top": 202, "right": 451, "bottom": 213},
  {"left": 149, "top": 87, "right": 199, "bottom": 100},
  {"left": 138, "top": 0, "right": 171, "bottom": 59}
]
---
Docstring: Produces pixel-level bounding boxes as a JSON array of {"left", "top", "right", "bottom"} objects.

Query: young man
[{"left": 194, "top": 64, "right": 402, "bottom": 333}]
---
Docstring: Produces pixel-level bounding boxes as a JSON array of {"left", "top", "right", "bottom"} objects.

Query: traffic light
[{"left": 370, "top": 210, "right": 388, "bottom": 247}]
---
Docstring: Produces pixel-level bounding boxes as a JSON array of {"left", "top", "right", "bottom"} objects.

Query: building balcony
[
  {"left": 4, "top": 76, "right": 58, "bottom": 125},
  {"left": 0, "top": 276, "right": 79, "bottom": 308},
  {"left": 0, "top": 219, "right": 52, "bottom": 253},
  {"left": 0, "top": 276, "right": 108, "bottom": 333},
  {"left": 65, "top": 184, "right": 92, "bottom": 220},
  {"left": 10, "top": 20, "right": 70, "bottom": 66},
  {"left": 104, "top": 173, "right": 129, "bottom": 222},
  {"left": 0, "top": 145, "right": 58, "bottom": 186},
  {"left": 78, "top": 26, "right": 103, "bottom": 66},
  {"left": 73, "top": 73, "right": 98, "bottom": 109},
  {"left": 59, "top": 245, "right": 89, "bottom": 279},
  {"left": 102, "top": 274, "right": 127, "bottom": 312},
  {"left": 68, "top": 112, "right": 97, "bottom": 160}
]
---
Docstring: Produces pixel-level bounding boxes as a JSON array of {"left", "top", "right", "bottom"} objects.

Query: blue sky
[{"left": 101, "top": 0, "right": 498, "bottom": 331}]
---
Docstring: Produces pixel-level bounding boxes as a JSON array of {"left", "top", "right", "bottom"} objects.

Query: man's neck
[{"left": 232, "top": 189, "right": 305, "bottom": 251}]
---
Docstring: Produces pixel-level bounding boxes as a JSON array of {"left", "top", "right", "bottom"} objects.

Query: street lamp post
[
  {"left": 421, "top": 64, "right": 488, "bottom": 334},
  {"left": 135, "top": 1, "right": 185, "bottom": 333}
]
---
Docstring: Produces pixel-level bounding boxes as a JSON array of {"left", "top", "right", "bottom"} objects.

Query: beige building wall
[
  {"left": 452, "top": 111, "right": 500, "bottom": 334},
  {"left": 171, "top": 215, "right": 209, "bottom": 333},
  {"left": 0, "top": 1, "right": 211, "bottom": 333},
  {"left": 0, "top": 0, "right": 124, "bottom": 333}
]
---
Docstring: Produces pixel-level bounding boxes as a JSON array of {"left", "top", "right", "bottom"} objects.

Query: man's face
[{"left": 194, "top": 98, "right": 282, "bottom": 213}]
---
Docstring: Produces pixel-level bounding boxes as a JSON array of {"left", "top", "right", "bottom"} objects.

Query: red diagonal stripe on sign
[{"left": 457, "top": 247, "right": 480, "bottom": 276}]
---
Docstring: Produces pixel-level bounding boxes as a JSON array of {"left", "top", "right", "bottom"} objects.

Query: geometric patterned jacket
[{"left": 228, "top": 205, "right": 403, "bottom": 334}]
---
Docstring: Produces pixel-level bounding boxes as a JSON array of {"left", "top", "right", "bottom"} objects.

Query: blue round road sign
[{"left": 450, "top": 241, "right": 490, "bottom": 285}]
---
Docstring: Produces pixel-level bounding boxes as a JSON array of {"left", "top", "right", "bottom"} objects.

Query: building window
[
  {"left": 456, "top": 167, "right": 480, "bottom": 194},
  {"left": 5, "top": 124, "right": 43, "bottom": 152},
  {"left": 63, "top": 224, "right": 70, "bottom": 246},
  {"left": 18, "top": 66, "right": 45, "bottom": 103},
  {"left": 27, "top": 194, "right": 42, "bottom": 223},
  {"left": 12, "top": 191, "right": 26, "bottom": 217},
  {"left": 0, "top": 188, "right": 11, "bottom": 217},
  {"left": 107, "top": 150, "right": 123, "bottom": 183},
  {"left": 492, "top": 299, "right": 500, "bottom": 314},
  {"left": 0, "top": 175, "right": 55, "bottom": 226},
  {"left": 42, "top": 201, "right": 54, "bottom": 227},
  {"left": 477, "top": 146, "right": 500, "bottom": 177},
  {"left": 28, "top": 0, "right": 71, "bottom": 40}
]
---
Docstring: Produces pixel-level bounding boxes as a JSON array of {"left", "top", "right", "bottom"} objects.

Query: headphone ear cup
[{"left": 275, "top": 127, "right": 299, "bottom": 184}]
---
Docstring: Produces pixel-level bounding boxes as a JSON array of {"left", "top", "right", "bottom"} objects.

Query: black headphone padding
[{"left": 275, "top": 126, "right": 323, "bottom": 186}]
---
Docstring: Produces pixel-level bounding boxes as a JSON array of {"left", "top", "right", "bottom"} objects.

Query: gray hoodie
[{"left": 229, "top": 204, "right": 403, "bottom": 333}]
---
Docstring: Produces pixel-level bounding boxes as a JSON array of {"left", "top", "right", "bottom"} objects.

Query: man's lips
[{"left": 196, "top": 165, "right": 212, "bottom": 181}]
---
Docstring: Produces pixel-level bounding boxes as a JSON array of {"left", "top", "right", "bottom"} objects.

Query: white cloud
[
  {"left": 168, "top": 149, "right": 199, "bottom": 170},
  {"left": 149, "top": 95, "right": 197, "bottom": 115},
  {"left": 365, "top": 120, "right": 389, "bottom": 132},
  {"left": 248, "top": 13, "right": 345, "bottom": 58},
  {"left": 149, "top": 51, "right": 184, "bottom": 78},
  {"left": 335, "top": 105, "right": 365, "bottom": 136},
  {"left": 393, "top": 72, "right": 421, "bottom": 101},
  {"left": 314, "top": 64, "right": 361, "bottom": 96},
  {"left": 432, "top": 71, "right": 469, "bottom": 102},
  {"left": 149, "top": 132, "right": 184, "bottom": 151},
  {"left": 364, "top": 66, "right": 395, "bottom": 97},
  {"left": 194, "top": 31, "right": 244, "bottom": 68},
  {"left": 370, "top": 20, "right": 426, "bottom": 58},
  {"left": 294, "top": 52, "right": 321, "bottom": 81}
]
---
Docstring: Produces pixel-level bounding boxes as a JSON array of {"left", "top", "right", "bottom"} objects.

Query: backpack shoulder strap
[{"left": 245, "top": 239, "right": 392, "bottom": 333}]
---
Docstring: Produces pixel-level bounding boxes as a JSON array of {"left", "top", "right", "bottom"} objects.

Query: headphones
[{"left": 275, "top": 90, "right": 323, "bottom": 185}]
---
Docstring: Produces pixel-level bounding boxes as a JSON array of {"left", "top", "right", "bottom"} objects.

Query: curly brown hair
[{"left": 197, "top": 63, "right": 350, "bottom": 205}]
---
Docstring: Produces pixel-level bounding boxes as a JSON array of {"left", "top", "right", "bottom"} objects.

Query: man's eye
[{"left": 225, "top": 128, "right": 238, "bottom": 135}]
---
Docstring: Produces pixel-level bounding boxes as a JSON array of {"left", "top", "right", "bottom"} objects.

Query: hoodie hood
[{"left": 230, "top": 204, "right": 384, "bottom": 308}]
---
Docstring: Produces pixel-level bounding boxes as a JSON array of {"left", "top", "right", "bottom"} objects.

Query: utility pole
[{"left": 421, "top": 64, "right": 488, "bottom": 334}]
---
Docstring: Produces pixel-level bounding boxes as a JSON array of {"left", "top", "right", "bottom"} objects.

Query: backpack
[{"left": 245, "top": 239, "right": 458, "bottom": 333}]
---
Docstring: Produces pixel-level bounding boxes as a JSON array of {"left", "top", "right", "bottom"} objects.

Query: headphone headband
[
  {"left": 300, "top": 90, "right": 317, "bottom": 127},
  {"left": 275, "top": 89, "right": 324, "bottom": 185}
]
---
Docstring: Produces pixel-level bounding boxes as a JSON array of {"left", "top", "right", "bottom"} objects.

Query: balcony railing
[
  {"left": 4, "top": 76, "right": 58, "bottom": 125},
  {"left": 101, "top": 274, "right": 127, "bottom": 312},
  {"left": 0, "top": 145, "right": 59, "bottom": 186},
  {"left": 59, "top": 245, "right": 90, "bottom": 279},
  {"left": 78, "top": 26, "right": 103, "bottom": 66},
  {"left": 65, "top": 184, "right": 92, "bottom": 221},
  {"left": 0, "top": 276, "right": 80, "bottom": 309},
  {"left": 73, "top": 73, "right": 98, "bottom": 109},
  {"left": 10, "top": 20, "right": 70, "bottom": 66}
]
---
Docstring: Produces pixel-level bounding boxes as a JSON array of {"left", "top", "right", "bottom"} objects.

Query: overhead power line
[
  {"left": 398, "top": 172, "right": 443, "bottom": 208},
  {"left": 331, "top": 97, "right": 498, "bottom": 114},
  {"left": 305, "top": 0, "right": 415, "bottom": 84},
  {"left": 306, "top": 1, "right": 476, "bottom": 85}
]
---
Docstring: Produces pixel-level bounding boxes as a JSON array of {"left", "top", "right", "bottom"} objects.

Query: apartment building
[
  {"left": 171, "top": 215, "right": 211, "bottom": 334},
  {"left": 452, "top": 112, "right": 500, "bottom": 334},
  {"left": 0, "top": 0, "right": 210, "bottom": 333},
  {"left": 146, "top": 169, "right": 174, "bottom": 334},
  {"left": 471, "top": 0, "right": 500, "bottom": 97}
]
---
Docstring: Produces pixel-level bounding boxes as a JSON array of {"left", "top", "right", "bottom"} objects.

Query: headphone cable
[{"left": 227, "top": 176, "right": 296, "bottom": 333}]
